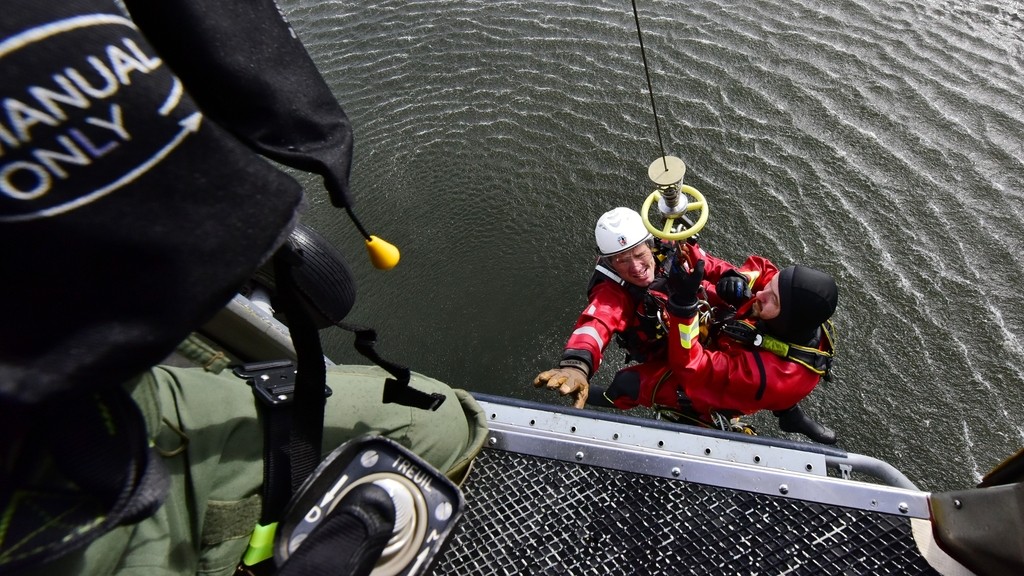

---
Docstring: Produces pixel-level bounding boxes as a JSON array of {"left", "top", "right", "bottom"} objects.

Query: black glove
[
  {"left": 716, "top": 271, "right": 751, "bottom": 307},
  {"left": 719, "top": 320, "right": 759, "bottom": 346},
  {"left": 669, "top": 259, "right": 705, "bottom": 307}
]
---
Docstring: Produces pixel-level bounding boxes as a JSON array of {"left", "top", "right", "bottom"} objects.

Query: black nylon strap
[
  {"left": 236, "top": 359, "right": 303, "bottom": 525},
  {"left": 337, "top": 322, "right": 445, "bottom": 411},
  {"left": 272, "top": 248, "right": 328, "bottom": 494},
  {"left": 259, "top": 399, "right": 294, "bottom": 525},
  {"left": 239, "top": 245, "right": 331, "bottom": 528}
]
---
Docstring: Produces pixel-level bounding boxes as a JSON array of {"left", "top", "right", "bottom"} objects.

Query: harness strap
[
  {"left": 718, "top": 319, "right": 836, "bottom": 378},
  {"left": 235, "top": 360, "right": 304, "bottom": 525},
  {"left": 593, "top": 254, "right": 673, "bottom": 364},
  {"left": 234, "top": 246, "right": 335, "bottom": 570},
  {"left": 272, "top": 248, "right": 329, "bottom": 493}
]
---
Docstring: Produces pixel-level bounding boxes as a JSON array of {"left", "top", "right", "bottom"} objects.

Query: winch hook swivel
[{"left": 639, "top": 156, "right": 709, "bottom": 241}]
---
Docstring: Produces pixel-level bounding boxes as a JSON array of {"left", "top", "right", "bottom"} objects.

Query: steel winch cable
[{"left": 631, "top": 0, "right": 668, "bottom": 172}]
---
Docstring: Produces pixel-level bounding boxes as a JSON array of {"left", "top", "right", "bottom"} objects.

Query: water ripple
[{"left": 280, "top": 0, "right": 1024, "bottom": 491}]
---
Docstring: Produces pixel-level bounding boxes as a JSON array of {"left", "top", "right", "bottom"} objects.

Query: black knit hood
[{"left": 762, "top": 265, "right": 838, "bottom": 344}]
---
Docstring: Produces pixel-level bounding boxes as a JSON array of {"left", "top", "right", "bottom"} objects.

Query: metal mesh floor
[{"left": 432, "top": 448, "right": 938, "bottom": 575}]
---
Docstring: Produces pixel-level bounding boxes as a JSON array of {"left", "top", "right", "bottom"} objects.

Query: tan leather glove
[{"left": 533, "top": 367, "right": 589, "bottom": 409}]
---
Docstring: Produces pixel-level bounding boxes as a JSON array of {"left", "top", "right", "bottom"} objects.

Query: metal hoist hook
[{"left": 640, "top": 156, "right": 709, "bottom": 241}]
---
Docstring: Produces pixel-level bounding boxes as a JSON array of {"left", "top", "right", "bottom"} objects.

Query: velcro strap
[{"left": 558, "top": 358, "right": 590, "bottom": 377}]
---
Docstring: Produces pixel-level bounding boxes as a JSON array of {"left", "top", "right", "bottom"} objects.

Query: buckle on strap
[
  {"left": 234, "top": 360, "right": 333, "bottom": 407},
  {"left": 234, "top": 360, "right": 334, "bottom": 526}
]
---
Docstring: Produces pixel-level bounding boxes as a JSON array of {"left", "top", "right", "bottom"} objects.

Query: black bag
[
  {"left": 0, "top": 0, "right": 355, "bottom": 406},
  {"left": 0, "top": 0, "right": 356, "bottom": 570}
]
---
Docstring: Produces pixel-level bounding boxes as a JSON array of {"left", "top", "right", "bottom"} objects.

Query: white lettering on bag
[{"left": 0, "top": 14, "right": 199, "bottom": 222}]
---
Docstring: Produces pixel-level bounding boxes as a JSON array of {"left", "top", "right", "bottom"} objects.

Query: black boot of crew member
[{"left": 774, "top": 405, "right": 837, "bottom": 444}]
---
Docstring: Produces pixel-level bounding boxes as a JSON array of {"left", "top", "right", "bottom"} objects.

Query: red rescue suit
[
  {"left": 561, "top": 264, "right": 670, "bottom": 378},
  {"left": 664, "top": 250, "right": 828, "bottom": 417},
  {"left": 563, "top": 244, "right": 823, "bottom": 419}
]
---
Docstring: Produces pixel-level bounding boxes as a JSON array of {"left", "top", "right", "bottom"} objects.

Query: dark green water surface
[{"left": 279, "top": 0, "right": 1024, "bottom": 492}]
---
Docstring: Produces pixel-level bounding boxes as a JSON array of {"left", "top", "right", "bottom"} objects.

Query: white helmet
[{"left": 595, "top": 207, "right": 652, "bottom": 256}]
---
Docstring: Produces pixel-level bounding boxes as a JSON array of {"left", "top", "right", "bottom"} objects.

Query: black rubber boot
[{"left": 774, "top": 405, "right": 837, "bottom": 444}]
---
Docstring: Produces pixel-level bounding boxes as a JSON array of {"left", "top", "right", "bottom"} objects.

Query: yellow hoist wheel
[{"left": 640, "top": 156, "right": 709, "bottom": 241}]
